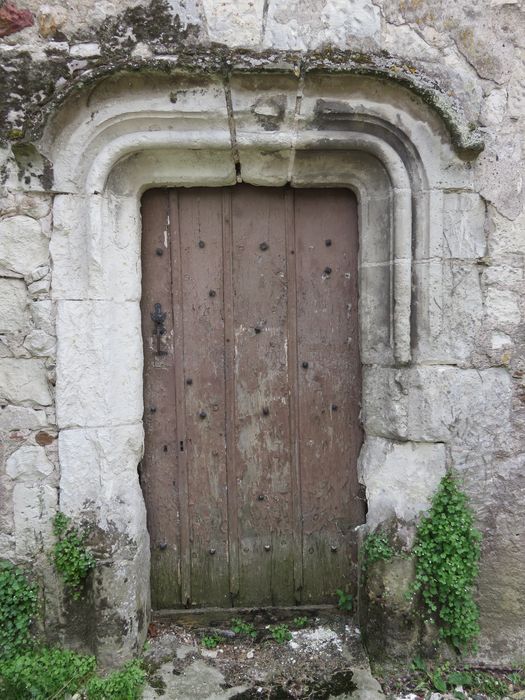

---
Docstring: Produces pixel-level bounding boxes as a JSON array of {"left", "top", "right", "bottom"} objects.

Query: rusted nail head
[
  {"left": 259, "top": 242, "right": 269, "bottom": 251},
  {"left": 198, "top": 240, "right": 205, "bottom": 248},
  {"left": 209, "top": 290, "right": 216, "bottom": 297},
  {"left": 156, "top": 248, "right": 163, "bottom": 256},
  {"left": 324, "top": 266, "right": 332, "bottom": 275}
]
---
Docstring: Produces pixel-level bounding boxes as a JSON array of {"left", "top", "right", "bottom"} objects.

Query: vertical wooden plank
[
  {"left": 140, "top": 188, "right": 181, "bottom": 609},
  {"left": 294, "top": 188, "right": 363, "bottom": 603},
  {"left": 168, "top": 190, "right": 191, "bottom": 607},
  {"left": 177, "top": 189, "right": 230, "bottom": 607},
  {"left": 222, "top": 188, "right": 240, "bottom": 604},
  {"left": 231, "top": 185, "right": 295, "bottom": 607},
  {"left": 284, "top": 188, "right": 304, "bottom": 604}
]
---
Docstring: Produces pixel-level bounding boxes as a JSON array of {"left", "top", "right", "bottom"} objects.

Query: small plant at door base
[
  {"left": 412, "top": 472, "right": 482, "bottom": 652},
  {"left": 0, "top": 647, "right": 145, "bottom": 700},
  {"left": 292, "top": 616, "right": 309, "bottom": 629},
  {"left": 85, "top": 660, "right": 145, "bottom": 700},
  {"left": 336, "top": 589, "right": 353, "bottom": 612},
  {"left": 0, "top": 561, "right": 38, "bottom": 659},
  {"left": 52, "top": 512, "right": 95, "bottom": 600},
  {"left": 201, "top": 634, "right": 222, "bottom": 649},
  {"left": 363, "top": 532, "right": 395, "bottom": 567},
  {"left": 270, "top": 624, "right": 292, "bottom": 644},
  {"left": 232, "top": 618, "right": 257, "bottom": 639}
]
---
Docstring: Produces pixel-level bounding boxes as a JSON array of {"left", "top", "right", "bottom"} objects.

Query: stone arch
[{"left": 40, "top": 67, "right": 480, "bottom": 663}]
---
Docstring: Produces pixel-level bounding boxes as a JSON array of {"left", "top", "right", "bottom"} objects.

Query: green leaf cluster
[
  {"left": 0, "top": 647, "right": 96, "bottom": 700},
  {"left": 0, "top": 561, "right": 38, "bottom": 659},
  {"left": 363, "top": 532, "right": 395, "bottom": 567},
  {"left": 201, "top": 634, "right": 222, "bottom": 649},
  {"left": 0, "top": 648, "right": 145, "bottom": 700},
  {"left": 335, "top": 588, "right": 353, "bottom": 612},
  {"left": 52, "top": 512, "right": 96, "bottom": 600},
  {"left": 85, "top": 660, "right": 145, "bottom": 700},
  {"left": 410, "top": 657, "right": 521, "bottom": 698},
  {"left": 232, "top": 618, "right": 257, "bottom": 639},
  {"left": 270, "top": 624, "right": 292, "bottom": 644},
  {"left": 413, "top": 473, "right": 482, "bottom": 651}
]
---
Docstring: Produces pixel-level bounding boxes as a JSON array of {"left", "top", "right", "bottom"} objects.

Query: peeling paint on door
[{"left": 140, "top": 185, "right": 363, "bottom": 609}]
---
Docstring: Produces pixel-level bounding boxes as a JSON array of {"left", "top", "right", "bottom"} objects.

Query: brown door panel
[{"left": 140, "top": 185, "right": 363, "bottom": 609}]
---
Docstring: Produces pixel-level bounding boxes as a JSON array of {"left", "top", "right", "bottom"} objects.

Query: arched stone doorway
[{"left": 39, "top": 66, "right": 481, "bottom": 663}]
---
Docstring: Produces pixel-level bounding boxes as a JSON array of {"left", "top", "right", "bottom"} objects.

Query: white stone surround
[{"left": 21, "top": 68, "right": 480, "bottom": 662}]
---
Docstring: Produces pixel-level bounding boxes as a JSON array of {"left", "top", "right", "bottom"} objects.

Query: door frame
[{"left": 45, "top": 70, "right": 472, "bottom": 663}]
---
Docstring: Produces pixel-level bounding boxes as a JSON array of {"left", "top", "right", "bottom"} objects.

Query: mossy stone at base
[{"left": 361, "top": 555, "right": 420, "bottom": 665}]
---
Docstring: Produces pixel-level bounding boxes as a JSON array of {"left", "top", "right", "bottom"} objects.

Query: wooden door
[{"left": 140, "top": 185, "right": 363, "bottom": 609}]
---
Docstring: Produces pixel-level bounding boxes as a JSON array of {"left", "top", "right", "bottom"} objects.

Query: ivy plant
[
  {"left": 413, "top": 472, "right": 482, "bottom": 652},
  {"left": 52, "top": 512, "right": 95, "bottom": 600},
  {"left": 0, "top": 561, "right": 38, "bottom": 659},
  {"left": 363, "top": 532, "right": 395, "bottom": 567}
]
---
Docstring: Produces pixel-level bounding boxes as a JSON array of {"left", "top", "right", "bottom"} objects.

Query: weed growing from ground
[
  {"left": 270, "top": 624, "right": 292, "bottom": 644},
  {"left": 201, "top": 634, "right": 222, "bottom": 649},
  {"left": 231, "top": 618, "right": 257, "bottom": 639},
  {"left": 335, "top": 589, "right": 353, "bottom": 612},
  {"left": 292, "top": 616, "right": 309, "bottom": 629},
  {"left": 0, "top": 648, "right": 145, "bottom": 700},
  {"left": 0, "top": 561, "right": 37, "bottom": 659}
]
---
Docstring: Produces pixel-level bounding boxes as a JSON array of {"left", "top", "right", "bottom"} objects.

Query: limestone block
[
  {"left": 0, "top": 215, "right": 49, "bottom": 277},
  {"left": 92, "top": 538, "right": 150, "bottom": 668},
  {"left": 488, "top": 205, "right": 525, "bottom": 256},
  {"left": 485, "top": 287, "right": 521, "bottom": 327},
  {"left": 362, "top": 367, "right": 408, "bottom": 440},
  {"left": 202, "top": 0, "right": 264, "bottom": 46},
  {"left": 52, "top": 195, "right": 142, "bottom": 301},
  {"left": 5, "top": 444, "right": 57, "bottom": 556},
  {"left": 0, "top": 358, "right": 52, "bottom": 406},
  {"left": 50, "top": 195, "right": 89, "bottom": 300},
  {"left": 475, "top": 132, "right": 523, "bottom": 221},
  {"left": 69, "top": 42, "right": 100, "bottom": 58},
  {"left": 30, "top": 300, "right": 56, "bottom": 335},
  {"left": 56, "top": 300, "right": 142, "bottom": 428},
  {"left": 0, "top": 532, "right": 15, "bottom": 559},
  {"left": 358, "top": 438, "right": 446, "bottom": 531},
  {"left": 27, "top": 275, "right": 51, "bottom": 297},
  {"left": 58, "top": 422, "right": 146, "bottom": 546},
  {"left": 26, "top": 265, "right": 49, "bottom": 284},
  {"left": 441, "top": 193, "right": 486, "bottom": 259},
  {"left": 0, "top": 405, "right": 47, "bottom": 431},
  {"left": 238, "top": 149, "right": 290, "bottom": 186},
  {"left": 12, "top": 482, "right": 57, "bottom": 556},
  {"left": 37, "top": 3, "right": 67, "bottom": 38},
  {"left": 230, "top": 73, "right": 297, "bottom": 137},
  {"left": 264, "top": 0, "right": 380, "bottom": 50},
  {"left": 414, "top": 260, "right": 483, "bottom": 364},
  {"left": 406, "top": 367, "right": 512, "bottom": 445},
  {"left": 480, "top": 88, "right": 508, "bottom": 127},
  {"left": 0, "top": 278, "right": 29, "bottom": 333},
  {"left": 6, "top": 444, "right": 54, "bottom": 480},
  {"left": 23, "top": 330, "right": 55, "bottom": 357},
  {"left": 0, "top": 192, "right": 51, "bottom": 220}
]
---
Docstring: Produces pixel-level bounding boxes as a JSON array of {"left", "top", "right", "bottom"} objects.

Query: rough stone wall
[{"left": 0, "top": 0, "right": 524, "bottom": 667}]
